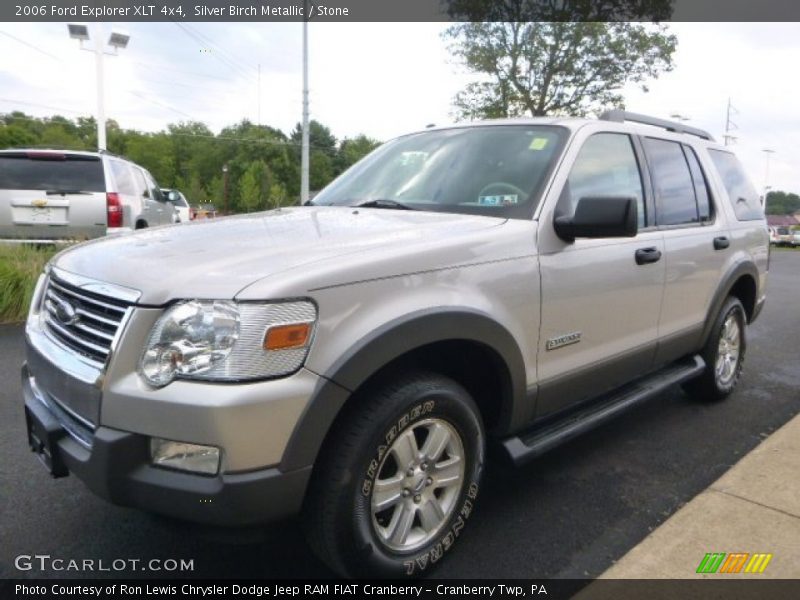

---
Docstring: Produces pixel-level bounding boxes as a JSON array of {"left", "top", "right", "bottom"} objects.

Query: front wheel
[
  {"left": 684, "top": 296, "right": 747, "bottom": 401},
  {"left": 303, "top": 371, "right": 485, "bottom": 578}
]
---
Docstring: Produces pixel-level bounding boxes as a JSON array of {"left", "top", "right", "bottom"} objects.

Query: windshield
[{"left": 311, "top": 125, "right": 567, "bottom": 219}]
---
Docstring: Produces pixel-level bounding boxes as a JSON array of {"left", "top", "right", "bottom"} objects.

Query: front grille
[{"left": 42, "top": 275, "right": 132, "bottom": 366}]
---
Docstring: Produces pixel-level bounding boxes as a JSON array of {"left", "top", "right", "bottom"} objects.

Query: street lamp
[
  {"left": 67, "top": 23, "right": 130, "bottom": 151},
  {"left": 670, "top": 113, "right": 691, "bottom": 122}
]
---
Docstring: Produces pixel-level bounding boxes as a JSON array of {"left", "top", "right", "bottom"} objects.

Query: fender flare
[
  {"left": 279, "top": 307, "right": 527, "bottom": 472},
  {"left": 700, "top": 260, "right": 759, "bottom": 347}
]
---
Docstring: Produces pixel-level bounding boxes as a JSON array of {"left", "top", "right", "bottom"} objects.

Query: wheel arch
[
  {"left": 279, "top": 308, "right": 528, "bottom": 472},
  {"left": 701, "top": 261, "right": 759, "bottom": 347}
]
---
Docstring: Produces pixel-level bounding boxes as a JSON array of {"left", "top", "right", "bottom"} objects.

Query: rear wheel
[
  {"left": 303, "top": 371, "right": 484, "bottom": 578},
  {"left": 684, "top": 296, "right": 746, "bottom": 401}
]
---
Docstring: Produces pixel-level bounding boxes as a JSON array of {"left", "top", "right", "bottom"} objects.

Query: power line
[
  {"left": 172, "top": 22, "right": 257, "bottom": 85},
  {"left": 128, "top": 91, "right": 199, "bottom": 121},
  {"left": 0, "top": 31, "right": 62, "bottom": 61},
  {"left": 181, "top": 23, "right": 259, "bottom": 77},
  {"left": 0, "top": 98, "right": 84, "bottom": 114},
  {"left": 134, "top": 61, "right": 235, "bottom": 82}
]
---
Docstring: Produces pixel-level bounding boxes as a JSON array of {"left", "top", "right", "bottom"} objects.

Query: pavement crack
[{"left": 709, "top": 488, "right": 800, "bottom": 521}]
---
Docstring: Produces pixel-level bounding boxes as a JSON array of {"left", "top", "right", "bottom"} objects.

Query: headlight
[{"left": 139, "top": 300, "right": 316, "bottom": 387}]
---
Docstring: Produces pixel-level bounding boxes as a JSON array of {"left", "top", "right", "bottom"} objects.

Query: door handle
[
  {"left": 635, "top": 247, "right": 662, "bottom": 265},
  {"left": 714, "top": 236, "right": 730, "bottom": 250}
]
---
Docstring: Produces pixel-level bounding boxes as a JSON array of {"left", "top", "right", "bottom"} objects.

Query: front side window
[
  {"left": 643, "top": 138, "right": 699, "bottom": 226},
  {"left": 564, "top": 133, "right": 645, "bottom": 229},
  {"left": 708, "top": 149, "right": 762, "bottom": 221},
  {"left": 311, "top": 125, "right": 567, "bottom": 219}
]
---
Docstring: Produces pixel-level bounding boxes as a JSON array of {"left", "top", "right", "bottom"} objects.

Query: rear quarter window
[
  {"left": 109, "top": 160, "right": 137, "bottom": 196},
  {"left": 708, "top": 149, "right": 763, "bottom": 221},
  {"left": 0, "top": 153, "right": 105, "bottom": 192}
]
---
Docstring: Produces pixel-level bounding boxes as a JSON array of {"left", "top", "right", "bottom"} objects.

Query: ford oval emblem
[{"left": 54, "top": 298, "right": 79, "bottom": 326}]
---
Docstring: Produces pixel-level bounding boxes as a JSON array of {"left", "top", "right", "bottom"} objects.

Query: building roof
[{"left": 767, "top": 215, "right": 800, "bottom": 227}]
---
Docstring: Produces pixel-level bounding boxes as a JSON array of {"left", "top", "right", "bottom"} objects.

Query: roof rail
[{"left": 599, "top": 110, "right": 714, "bottom": 141}]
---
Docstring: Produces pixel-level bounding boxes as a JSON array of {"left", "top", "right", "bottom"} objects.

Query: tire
[
  {"left": 684, "top": 296, "right": 747, "bottom": 402},
  {"left": 303, "top": 371, "right": 485, "bottom": 578}
]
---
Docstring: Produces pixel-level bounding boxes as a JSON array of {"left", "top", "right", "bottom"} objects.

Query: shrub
[{"left": 0, "top": 244, "right": 59, "bottom": 323}]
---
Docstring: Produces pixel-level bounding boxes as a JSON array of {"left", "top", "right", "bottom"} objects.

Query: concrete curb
[{"left": 581, "top": 411, "right": 800, "bottom": 583}]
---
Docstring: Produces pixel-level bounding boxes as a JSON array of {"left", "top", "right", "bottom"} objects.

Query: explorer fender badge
[{"left": 546, "top": 331, "right": 581, "bottom": 351}]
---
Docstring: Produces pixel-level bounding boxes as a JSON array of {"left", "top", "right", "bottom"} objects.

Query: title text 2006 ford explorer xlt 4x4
[{"left": 22, "top": 112, "right": 768, "bottom": 577}]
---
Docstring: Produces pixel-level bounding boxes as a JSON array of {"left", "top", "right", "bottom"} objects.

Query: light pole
[
  {"left": 762, "top": 149, "right": 776, "bottom": 205},
  {"left": 300, "top": 1, "right": 310, "bottom": 205},
  {"left": 222, "top": 164, "right": 230, "bottom": 215},
  {"left": 67, "top": 23, "right": 130, "bottom": 151}
]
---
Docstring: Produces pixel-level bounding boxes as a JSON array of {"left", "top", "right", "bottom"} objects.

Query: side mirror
[{"left": 554, "top": 196, "right": 638, "bottom": 242}]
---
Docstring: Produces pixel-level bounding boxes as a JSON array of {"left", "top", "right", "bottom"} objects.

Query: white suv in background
[{"left": 0, "top": 149, "right": 174, "bottom": 243}]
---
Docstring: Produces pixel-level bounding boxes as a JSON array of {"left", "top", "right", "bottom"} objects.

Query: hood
[{"left": 53, "top": 206, "right": 504, "bottom": 304}]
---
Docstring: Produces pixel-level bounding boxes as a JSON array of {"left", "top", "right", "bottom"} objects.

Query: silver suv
[
  {"left": 0, "top": 149, "right": 174, "bottom": 243},
  {"left": 21, "top": 112, "right": 768, "bottom": 577}
]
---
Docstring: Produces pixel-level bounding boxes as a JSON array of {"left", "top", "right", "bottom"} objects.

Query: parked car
[
  {"left": 0, "top": 149, "right": 174, "bottom": 243},
  {"left": 161, "top": 188, "right": 191, "bottom": 223},
  {"left": 22, "top": 112, "right": 768, "bottom": 577},
  {"left": 192, "top": 203, "right": 218, "bottom": 219},
  {"left": 773, "top": 226, "right": 800, "bottom": 247}
]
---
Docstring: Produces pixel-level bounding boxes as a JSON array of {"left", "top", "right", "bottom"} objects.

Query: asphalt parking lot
[{"left": 1, "top": 251, "right": 798, "bottom": 581}]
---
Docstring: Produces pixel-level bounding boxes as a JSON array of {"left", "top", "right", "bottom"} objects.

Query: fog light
[{"left": 150, "top": 438, "right": 220, "bottom": 475}]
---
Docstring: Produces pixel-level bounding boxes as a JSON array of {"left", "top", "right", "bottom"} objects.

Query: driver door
[{"left": 535, "top": 131, "right": 666, "bottom": 417}]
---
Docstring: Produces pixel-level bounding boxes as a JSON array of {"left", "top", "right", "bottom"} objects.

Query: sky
[{"left": 0, "top": 21, "right": 798, "bottom": 194}]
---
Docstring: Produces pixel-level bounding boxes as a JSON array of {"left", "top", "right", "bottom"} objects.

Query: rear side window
[
  {"left": 565, "top": 133, "right": 646, "bottom": 229},
  {"left": 132, "top": 168, "right": 148, "bottom": 197},
  {"left": 708, "top": 149, "right": 762, "bottom": 221},
  {"left": 683, "top": 147, "right": 712, "bottom": 222},
  {"left": 109, "top": 160, "right": 137, "bottom": 196},
  {"left": 0, "top": 153, "right": 105, "bottom": 192},
  {"left": 643, "top": 138, "right": 699, "bottom": 226}
]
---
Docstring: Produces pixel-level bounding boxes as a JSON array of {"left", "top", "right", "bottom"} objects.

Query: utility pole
[
  {"left": 723, "top": 98, "right": 738, "bottom": 146},
  {"left": 300, "top": 0, "right": 310, "bottom": 205},
  {"left": 257, "top": 63, "right": 261, "bottom": 126},
  {"left": 222, "top": 163, "right": 229, "bottom": 215}
]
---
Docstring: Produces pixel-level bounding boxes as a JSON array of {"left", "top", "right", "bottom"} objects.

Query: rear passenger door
[
  {"left": 641, "top": 138, "right": 729, "bottom": 365},
  {"left": 536, "top": 131, "right": 666, "bottom": 417}
]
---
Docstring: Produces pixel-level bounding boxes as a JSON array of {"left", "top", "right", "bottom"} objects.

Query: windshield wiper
[{"left": 353, "top": 199, "right": 416, "bottom": 211}]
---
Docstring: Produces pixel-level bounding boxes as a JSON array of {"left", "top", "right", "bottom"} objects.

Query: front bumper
[{"left": 22, "top": 363, "right": 311, "bottom": 526}]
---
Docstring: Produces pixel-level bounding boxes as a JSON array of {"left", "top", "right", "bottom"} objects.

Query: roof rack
[{"left": 599, "top": 110, "right": 715, "bottom": 141}]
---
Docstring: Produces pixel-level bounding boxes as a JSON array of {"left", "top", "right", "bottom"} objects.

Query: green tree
[
  {"left": 0, "top": 123, "right": 37, "bottom": 148},
  {"left": 239, "top": 160, "right": 268, "bottom": 213},
  {"left": 444, "top": 21, "right": 677, "bottom": 119},
  {"left": 336, "top": 134, "right": 381, "bottom": 174},
  {"left": 267, "top": 182, "right": 288, "bottom": 209},
  {"left": 765, "top": 191, "right": 800, "bottom": 215}
]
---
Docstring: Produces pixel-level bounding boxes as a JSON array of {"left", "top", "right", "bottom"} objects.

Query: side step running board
[{"left": 502, "top": 355, "right": 705, "bottom": 466}]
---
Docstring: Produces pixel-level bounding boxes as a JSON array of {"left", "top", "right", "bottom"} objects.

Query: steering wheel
[{"left": 477, "top": 182, "right": 528, "bottom": 204}]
